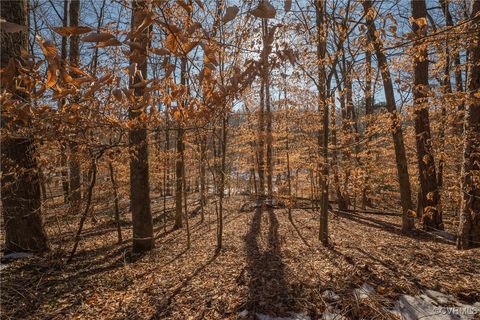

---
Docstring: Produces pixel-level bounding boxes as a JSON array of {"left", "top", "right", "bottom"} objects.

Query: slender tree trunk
[
  {"left": 262, "top": 19, "right": 274, "bottom": 204},
  {"left": 1, "top": 0, "right": 48, "bottom": 253},
  {"left": 363, "top": 0, "right": 415, "bottom": 231},
  {"left": 412, "top": 0, "right": 443, "bottom": 230},
  {"left": 257, "top": 81, "right": 266, "bottom": 199},
  {"left": 174, "top": 58, "right": 186, "bottom": 229},
  {"left": 108, "top": 162, "right": 122, "bottom": 243},
  {"left": 362, "top": 48, "right": 373, "bottom": 209},
  {"left": 283, "top": 74, "right": 293, "bottom": 221},
  {"left": 68, "top": 0, "right": 82, "bottom": 206},
  {"left": 199, "top": 135, "right": 206, "bottom": 222},
  {"left": 316, "top": 0, "right": 329, "bottom": 245},
  {"left": 217, "top": 110, "right": 228, "bottom": 250},
  {"left": 59, "top": 0, "right": 70, "bottom": 204},
  {"left": 129, "top": 0, "right": 154, "bottom": 252},
  {"left": 68, "top": 157, "right": 97, "bottom": 263},
  {"left": 181, "top": 144, "right": 190, "bottom": 248},
  {"left": 457, "top": 0, "right": 480, "bottom": 249}
]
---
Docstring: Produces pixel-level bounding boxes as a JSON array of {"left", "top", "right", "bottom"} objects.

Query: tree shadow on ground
[
  {"left": 0, "top": 244, "right": 129, "bottom": 319},
  {"left": 336, "top": 211, "right": 454, "bottom": 245},
  {"left": 243, "top": 202, "right": 303, "bottom": 316},
  {"left": 148, "top": 253, "right": 219, "bottom": 319}
]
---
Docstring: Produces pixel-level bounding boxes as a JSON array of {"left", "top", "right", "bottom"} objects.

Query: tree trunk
[
  {"left": 129, "top": 0, "right": 154, "bottom": 252},
  {"left": 257, "top": 80, "right": 266, "bottom": 199},
  {"left": 363, "top": 0, "right": 415, "bottom": 231},
  {"left": 174, "top": 57, "right": 185, "bottom": 229},
  {"left": 68, "top": 0, "right": 82, "bottom": 206},
  {"left": 0, "top": 0, "right": 48, "bottom": 253},
  {"left": 362, "top": 48, "right": 373, "bottom": 209},
  {"left": 199, "top": 135, "right": 206, "bottom": 222},
  {"left": 457, "top": 0, "right": 480, "bottom": 249},
  {"left": 316, "top": 0, "right": 329, "bottom": 246},
  {"left": 59, "top": 0, "right": 70, "bottom": 204},
  {"left": 412, "top": 0, "right": 443, "bottom": 230},
  {"left": 108, "top": 162, "right": 122, "bottom": 244},
  {"left": 262, "top": 19, "right": 274, "bottom": 204}
]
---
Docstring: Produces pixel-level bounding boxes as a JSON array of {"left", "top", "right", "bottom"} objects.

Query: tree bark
[
  {"left": 363, "top": 0, "right": 415, "bottom": 231},
  {"left": 316, "top": 0, "right": 329, "bottom": 246},
  {"left": 412, "top": 0, "right": 443, "bottom": 230},
  {"left": 129, "top": 0, "right": 154, "bottom": 252},
  {"left": 457, "top": 0, "right": 480, "bottom": 249},
  {"left": 1, "top": 0, "right": 48, "bottom": 253},
  {"left": 68, "top": 0, "right": 82, "bottom": 206},
  {"left": 108, "top": 162, "right": 122, "bottom": 244},
  {"left": 262, "top": 19, "right": 274, "bottom": 203}
]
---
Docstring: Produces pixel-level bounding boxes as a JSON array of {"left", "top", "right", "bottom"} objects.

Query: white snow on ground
[
  {"left": 392, "top": 290, "right": 480, "bottom": 320},
  {"left": 238, "top": 284, "right": 480, "bottom": 320},
  {"left": 353, "top": 283, "right": 375, "bottom": 300}
]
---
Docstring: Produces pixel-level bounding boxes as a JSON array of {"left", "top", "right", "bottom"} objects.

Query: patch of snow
[
  {"left": 431, "top": 230, "right": 456, "bottom": 242},
  {"left": 238, "top": 309, "right": 248, "bottom": 317},
  {"left": 393, "top": 290, "right": 479, "bottom": 320},
  {"left": 322, "top": 290, "right": 340, "bottom": 302},
  {"left": 353, "top": 283, "right": 375, "bottom": 300}
]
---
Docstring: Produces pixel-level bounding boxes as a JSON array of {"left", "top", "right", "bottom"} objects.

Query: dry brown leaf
[
  {"left": 165, "top": 63, "right": 175, "bottom": 78},
  {"left": 53, "top": 26, "right": 93, "bottom": 36},
  {"left": 165, "top": 33, "right": 179, "bottom": 53},
  {"left": 149, "top": 47, "right": 170, "bottom": 55},
  {"left": 46, "top": 64, "right": 58, "bottom": 88},
  {"left": 0, "top": 19, "right": 27, "bottom": 33},
  {"left": 37, "top": 37, "right": 57, "bottom": 62},
  {"left": 91, "top": 38, "right": 123, "bottom": 48},
  {"left": 112, "top": 89, "right": 124, "bottom": 102},
  {"left": 250, "top": 1, "right": 276, "bottom": 19},
  {"left": 81, "top": 32, "right": 115, "bottom": 42},
  {"left": 284, "top": 0, "right": 292, "bottom": 12},
  {"left": 222, "top": 6, "right": 239, "bottom": 23}
]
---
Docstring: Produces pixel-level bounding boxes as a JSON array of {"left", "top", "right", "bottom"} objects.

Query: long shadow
[
  {"left": 336, "top": 211, "right": 454, "bottom": 245},
  {"left": 149, "top": 253, "right": 219, "bottom": 319},
  {"left": 243, "top": 203, "right": 301, "bottom": 316},
  {"left": 1, "top": 244, "right": 128, "bottom": 319}
]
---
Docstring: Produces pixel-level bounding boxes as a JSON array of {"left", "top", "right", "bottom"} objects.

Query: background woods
[{"left": 1, "top": 0, "right": 479, "bottom": 319}]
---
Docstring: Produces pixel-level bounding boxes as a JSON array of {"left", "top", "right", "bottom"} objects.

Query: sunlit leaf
[{"left": 53, "top": 26, "right": 93, "bottom": 36}]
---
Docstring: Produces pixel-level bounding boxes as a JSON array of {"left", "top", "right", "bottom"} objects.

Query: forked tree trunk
[
  {"left": 129, "top": 0, "right": 154, "bottom": 252},
  {"left": 0, "top": 0, "right": 48, "bottom": 253},
  {"left": 457, "top": 0, "right": 480, "bottom": 249},
  {"left": 411, "top": 0, "right": 443, "bottom": 230},
  {"left": 363, "top": 0, "right": 415, "bottom": 231}
]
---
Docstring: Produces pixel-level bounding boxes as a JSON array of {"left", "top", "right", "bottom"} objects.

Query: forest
[{"left": 1, "top": 0, "right": 479, "bottom": 319}]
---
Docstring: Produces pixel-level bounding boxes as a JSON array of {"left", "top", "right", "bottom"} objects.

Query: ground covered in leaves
[{"left": 1, "top": 195, "right": 479, "bottom": 319}]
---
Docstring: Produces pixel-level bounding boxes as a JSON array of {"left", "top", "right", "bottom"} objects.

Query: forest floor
[{"left": 1, "top": 195, "right": 479, "bottom": 320}]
